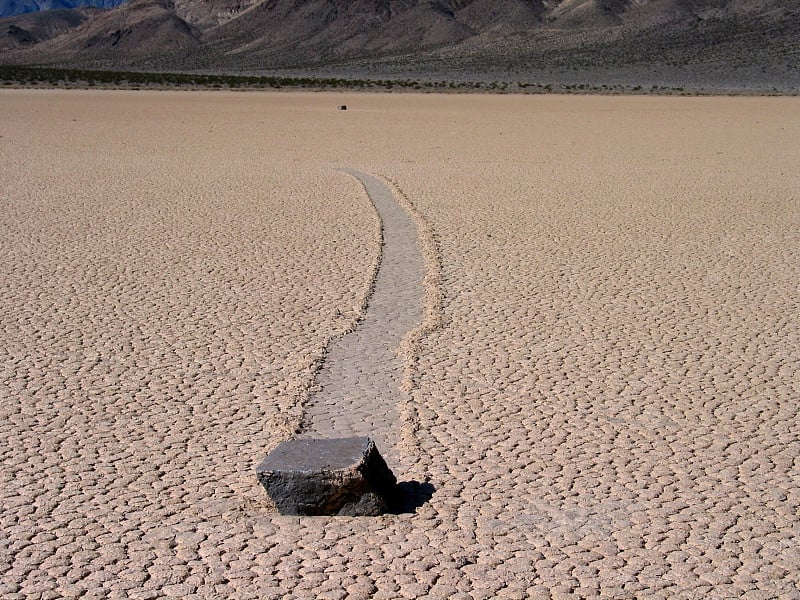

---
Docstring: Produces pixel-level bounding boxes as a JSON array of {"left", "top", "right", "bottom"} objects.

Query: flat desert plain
[{"left": 1, "top": 90, "right": 799, "bottom": 599}]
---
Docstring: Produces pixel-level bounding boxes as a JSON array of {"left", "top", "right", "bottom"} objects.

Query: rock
[{"left": 256, "top": 437, "right": 397, "bottom": 516}]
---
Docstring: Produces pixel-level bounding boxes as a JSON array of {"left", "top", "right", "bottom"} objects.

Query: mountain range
[
  {"left": 1, "top": 0, "right": 799, "bottom": 91},
  {"left": 1, "top": 0, "right": 123, "bottom": 19}
]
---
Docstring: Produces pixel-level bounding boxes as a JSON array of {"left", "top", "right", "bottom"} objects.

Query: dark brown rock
[{"left": 256, "top": 437, "right": 397, "bottom": 516}]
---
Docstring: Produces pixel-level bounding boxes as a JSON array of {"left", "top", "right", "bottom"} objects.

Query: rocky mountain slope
[
  {"left": 1, "top": 0, "right": 798, "bottom": 90},
  {"left": 0, "top": 0, "right": 125, "bottom": 19}
]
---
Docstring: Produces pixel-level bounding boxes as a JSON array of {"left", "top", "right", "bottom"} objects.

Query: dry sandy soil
[{"left": 1, "top": 90, "right": 798, "bottom": 599}]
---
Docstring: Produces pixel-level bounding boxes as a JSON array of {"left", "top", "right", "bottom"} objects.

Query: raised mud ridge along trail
[{"left": 301, "top": 170, "right": 425, "bottom": 465}]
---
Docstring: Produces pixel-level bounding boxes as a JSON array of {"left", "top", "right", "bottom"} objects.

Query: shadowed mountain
[
  {"left": 0, "top": 0, "right": 125, "bottom": 18},
  {"left": 2, "top": 0, "right": 198, "bottom": 62},
  {"left": 0, "top": 7, "right": 98, "bottom": 49}
]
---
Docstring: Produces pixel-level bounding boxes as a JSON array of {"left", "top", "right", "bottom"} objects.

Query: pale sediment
[
  {"left": 2, "top": 91, "right": 799, "bottom": 599},
  {"left": 300, "top": 170, "right": 425, "bottom": 465},
  {"left": 382, "top": 176, "right": 447, "bottom": 458}
]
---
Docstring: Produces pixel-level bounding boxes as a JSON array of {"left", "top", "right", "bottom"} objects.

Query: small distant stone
[
  {"left": 338, "top": 105, "right": 347, "bottom": 110},
  {"left": 256, "top": 437, "right": 397, "bottom": 516}
]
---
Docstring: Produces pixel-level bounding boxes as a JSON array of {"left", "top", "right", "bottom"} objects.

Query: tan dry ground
[{"left": 1, "top": 90, "right": 799, "bottom": 599}]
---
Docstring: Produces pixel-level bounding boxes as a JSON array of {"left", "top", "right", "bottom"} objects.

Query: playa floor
[{"left": 1, "top": 90, "right": 798, "bottom": 598}]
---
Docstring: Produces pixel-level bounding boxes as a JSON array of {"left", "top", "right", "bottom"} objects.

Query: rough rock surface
[{"left": 256, "top": 437, "right": 397, "bottom": 516}]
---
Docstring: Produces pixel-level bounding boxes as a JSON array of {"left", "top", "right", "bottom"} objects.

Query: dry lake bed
[{"left": 1, "top": 90, "right": 798, "bottom": 598}]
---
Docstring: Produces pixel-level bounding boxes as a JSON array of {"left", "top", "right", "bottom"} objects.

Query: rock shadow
[{"left": 389, "top": 480, "right": 436, "bottom": 514}]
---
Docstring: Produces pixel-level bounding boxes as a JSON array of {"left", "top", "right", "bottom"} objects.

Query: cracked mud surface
[
  {"left": 1, "top": 90, "right": 799, "bottom": 599},
  {"left": 302, "top": 170, "right": 424, "bottom": 465}
]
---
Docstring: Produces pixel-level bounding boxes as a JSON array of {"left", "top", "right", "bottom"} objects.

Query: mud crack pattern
[
  {"left": 1, "top": 91, "right": 798, "bottom": 599},
  {"left": 301, "top": 170, "right": 425, "bottom": 466}
]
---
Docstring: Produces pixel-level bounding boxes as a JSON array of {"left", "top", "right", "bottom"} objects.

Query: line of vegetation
[
  {"left": 0, "top": 65, "right": 714, "bottom": 95},
  {"left": 0, "top": 65, "right": 489, "bottom": 90}
]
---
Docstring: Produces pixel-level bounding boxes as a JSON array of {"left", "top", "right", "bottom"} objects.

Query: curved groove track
[{"left": 302, "top": 170, "right": 424, "bottom": 464}]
